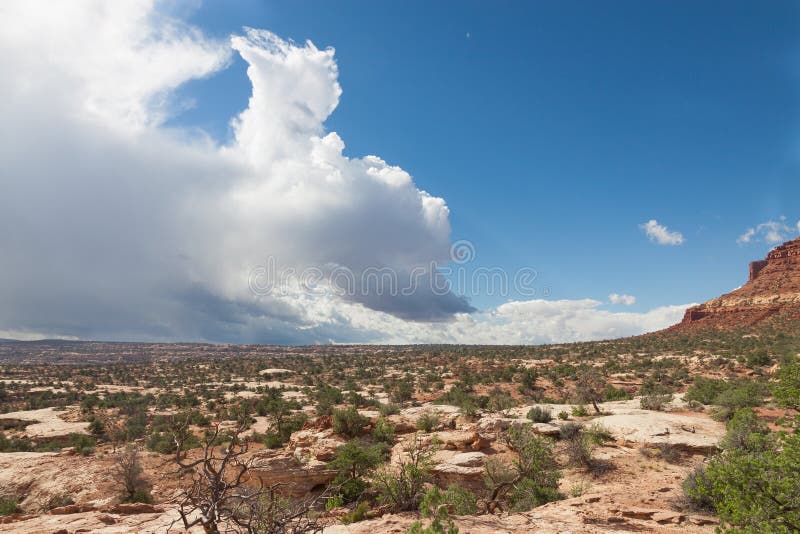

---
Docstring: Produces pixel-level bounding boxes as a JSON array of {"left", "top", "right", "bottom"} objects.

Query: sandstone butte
[{"left": 669, "top": 235, "right": 800, "bottom": 332}]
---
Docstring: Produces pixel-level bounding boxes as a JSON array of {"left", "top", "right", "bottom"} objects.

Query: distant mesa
[{"left": 671, "top": 236, "right": 800, "bottom": 331}]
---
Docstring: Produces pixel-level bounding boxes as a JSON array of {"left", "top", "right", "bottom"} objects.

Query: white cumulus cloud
[
  {"left": 640, "top": 219, "right": 685, "bottom": 246},
  {"left": 609, "top": 293, "right": 636, "bottom": 305},
  {"left": 737, "top": 217, "right": 800, "bottom": 245},
  {"left": 344, "top": 299, "right": 692, "bottom": 344},
  {"left": 0, "top": 0, "right": 691, "bottom": 344}
]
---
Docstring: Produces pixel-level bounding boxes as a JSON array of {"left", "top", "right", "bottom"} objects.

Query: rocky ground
[{"left": 0, "top": 396, "right": 723, "bottom": 533}]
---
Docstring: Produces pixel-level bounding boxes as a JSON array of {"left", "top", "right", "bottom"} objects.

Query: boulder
[
  {"left": 591, "top": 411, "right": 724, "bottom": 452},
  {"left": 288, "top": 428, "right": 345, "bottom": 461},
  {"left": 433, "top": 430, "right": 491, "bottom": 451},
  {"left": 247, "top": 451, "right": 337, "bottom": 497},
  {"left": 475, "top": 416, "right": 560, "bottom": 437},
  {"left": 431, "top": 451, "right": 487, "bottom": 492},
  {"left": 390, "top": 404, "right": 462, "bottom": 432}
]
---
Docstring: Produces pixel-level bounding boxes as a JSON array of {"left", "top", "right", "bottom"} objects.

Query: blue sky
[
  {"left": 1, "top": 1, "right": 799, "bottom": 343},
  {"left": 169, "top": 0, "right": 800, "bottom": 312}
]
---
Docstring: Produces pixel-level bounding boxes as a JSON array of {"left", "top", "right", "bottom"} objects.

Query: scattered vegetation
[{"left": 0, "top": 327, "right": 798, "bottom": 532}]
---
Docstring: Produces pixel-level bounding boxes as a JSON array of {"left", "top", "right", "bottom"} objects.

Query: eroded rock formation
[{"left": 674, "top": 236, "right": 800, "bottom": 330}]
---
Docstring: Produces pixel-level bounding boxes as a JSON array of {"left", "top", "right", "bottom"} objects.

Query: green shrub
[
  {"left": 559, "top": 422, "right": 583, "bottom": 441},
  {"left": 570, "top": 405, "right": 589, "bottom": 417},
  {"left": 341, "top": 501, "right": 370, "bottom": 524},
  {"left": 0, "top": 432, "right": 32, "bottom": 452},
  {"left": 584, "top": 423, "right": 613, "bottom": 444},
  {"left": 269, "top": 411, "right": 307, "bottom": 447},
  {"left": 746, "top": 348, "right": 771, "bottom": 368},
  {"left": 603, "top": 385, "right": 632, "bottom": 402},
  {"left": 0, "top": 496, "right": 19, "bottom": 516},
  {"left": 565, "top": 433, "right": 594, "bottom": 468},
  {"left": 378, "top": 403, "right": 400, "bottom": 416},
  {"left": 409, "top": 484, "right": 468, "bottom": 534},
  {"left": 557, "top": 411, "right": 569, "bottom": 420},
  {"left": 569, "top": 480, "right": 591, "bottom": 497},
  {"left": 574, "top": 370, "right": 606, "bottom": 414},
  {"left": 686, "top": 378, "right": 767, "bottom": 408},
  {"left": 686, "top": 378, "right": 768, "bottom": 421},
  {"left": 419, "top": 484, "right": 477, "bottom": 517},
  {"left": 390, "top": 380, "right": 415, "bottom": 403},
  {"left": 332, "top": 407, "right": 369, "bottom": 438},
  {"left": 435, "top": 385, "right": 479, "bottom": 416},
  {"left": 487, "top": 389, "right": 516, "bottom": 411},
  {"left": 328, "top": 439, "right": 385, "bottom": 503},
  {"left": 338, "top": 478, "right": 369, "bottom": 503},
  {"left": 373, "top": 437, "right": 435, "bottom": 511},
  {"left": 68, "top": 433, "right": 96, "bottom": 456},
  {"left": 130, "top": 488, "right": 153, "bottom": 504},
  {"left": 146, "top": 430, "right": 200, "bottom": 454},
  {"left": 88, "top": 417, "right": 105, "bottom": 437},
  {"left": 408, "top": 517, "right": 459, "bottom": 534},
  {"left": 261, "top": 431, "right": 285, "bottom": 449},
  {"left": 773, "top": 362, "right": 800, "bottom": 412},
  {"left": 325, "top": 494, "right": 344, "bottom": 510},
  {"left": 527, "top": 406, "right": 552, "bottom": 423},
  {"left": 484, "top": 425, "right": 562, "bottom": 511},
  {"left": 508, "top": 476, "right": 563, "bottom": 512},
  {"left": 124, "top": 411, "right": 147, "bottom": 441},
  {"left": 315, "top": 385, "right": 344, "bottom": 416},
  {"left": 714, "top": 382, "right": 767, "bottom": 411},
  {"left": 685, "top": 377, "right": 729, "bottom": 405},
  {"left": 639, "top": 393, "right": 672, "bottom": 411},
  {"left": 416, "top": 411, "right": 440, "bottom": 433},
  {"left": 372, "top": 417, "right": 396, "bottom": 444},
  {"left": 146, "top": 432, "right": 175, "bottom": 454},
  {"left": 685, "top": 431, "right": 800, "bottom": 531},
  {"left": 719, "top": 408, "right": 769, "bottom": 452},
  {"left": 681, "top": 465, "right": 714, "bottom": 512}
]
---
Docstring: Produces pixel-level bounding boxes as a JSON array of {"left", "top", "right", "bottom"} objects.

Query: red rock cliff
[{"left": 673, "top": 236, "right": 800, "bottom": 331}]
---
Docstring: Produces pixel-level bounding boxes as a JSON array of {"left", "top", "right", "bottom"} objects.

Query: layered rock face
[{"left": 675, "top": 236, "right": 800, "bottom": 330}]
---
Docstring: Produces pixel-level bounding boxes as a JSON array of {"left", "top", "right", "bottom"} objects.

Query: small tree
[
  {"left": 112, "top": 446, "right": 150, "bottom": 503},
  {"left": 774, "top": 362, "right": 800, "bottom": 413},
  {"left": 419, "top": 484, "right": 478, "bottom": 517},
  {"left": 372, "top": 417, "right": 396, "bottom": 444},
  {"left": 484, "top": 424, "right": 561, "bottom": 513},
  {"left": 173, "top": 422, "right": 260, "bottom": 533},
  {"left": 390, "top": 380, "right": 415, "bottom": 403},
  {"left": 328, "top": 439, "right": 385, "bottom": 502},
  {"left": 259, "top": 394, "right": 307, "bottom": 448},
  {"left": 100, "top": 412, "right": 126, "bottom": 452},
  {"left": 518, "top": 368, "right": 538, "bottom": 396},
  {"left": 247, "top": 486, "right": 325, "bottom": 534},
  {"left": 372, "top": 434, "right": 435, "bottom": 511},
  {"left": 575, "top": 370, "right": 605, "bottom": 414}
]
